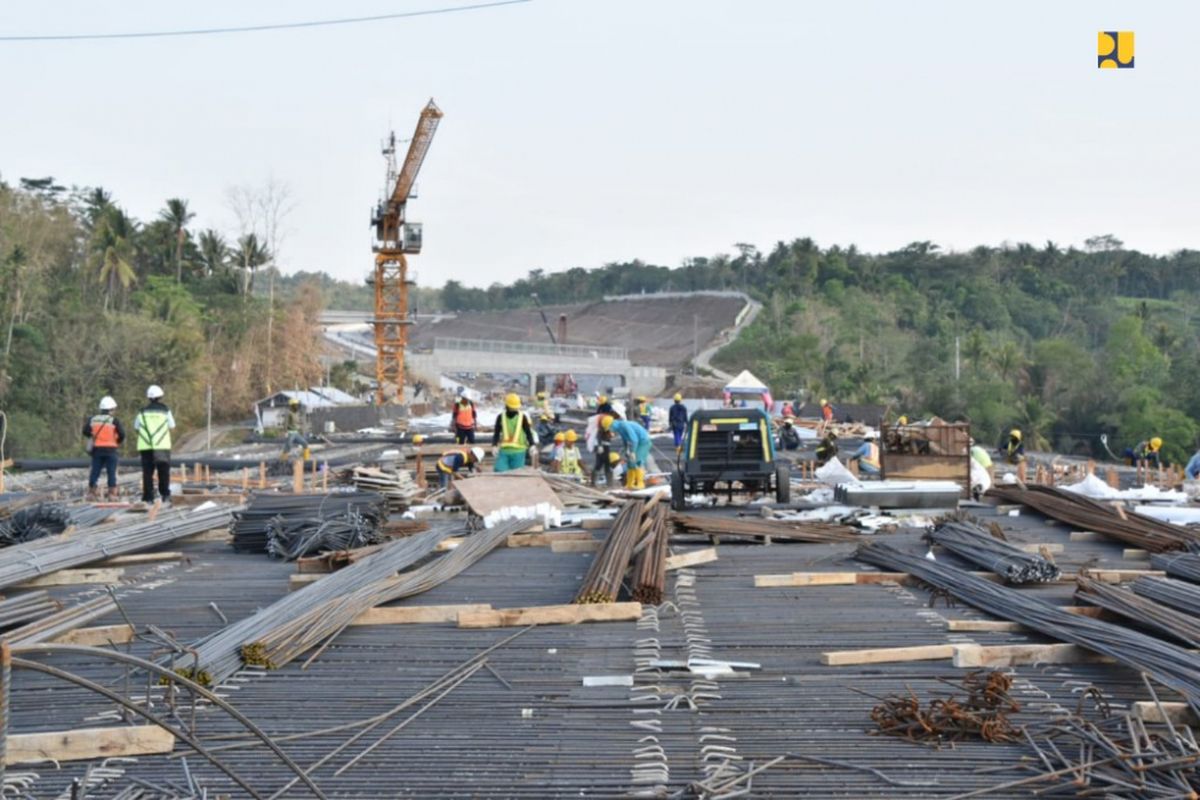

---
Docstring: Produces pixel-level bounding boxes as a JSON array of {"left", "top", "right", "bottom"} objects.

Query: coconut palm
[
  {"left": 233, "top": 233, "right": 270, "bottom": 297},
  {"left": 90, "top": 208, "right": 138, "bottom": 311},
  {"left": 159, "top": 198, "right": 195, "bottom": 283},
  {"left": 196, "top": 229, "right": 230, "bottom": 278}
]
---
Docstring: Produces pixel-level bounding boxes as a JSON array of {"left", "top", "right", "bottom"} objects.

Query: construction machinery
[
  {"left": 671, "top": 408, "right": 790, "bottom": 510},
  {"left": 370, "top": 99, "right": 443, "bottom": 405}
]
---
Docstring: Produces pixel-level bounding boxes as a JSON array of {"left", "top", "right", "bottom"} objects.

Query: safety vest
[
  {"left": 561, "top": 445, "right": 582, "bottom": 475},
  {"left": 89, "top": 414, "right": 119, "bottom": 449},
  {"left": 437, "top": 449, "right": 468, "bottom": 474},
  {"left": 136, "top": 409, "right": 172, "bottom": 451},
  {"left": 454, "top": 402, "right": 476, "bottom": 429},
  {"left": 862, "top": 442, "right": 880, "bottom": 468},
  {"left": 499, "top": 412, "right": 529, "bottom": 452}
]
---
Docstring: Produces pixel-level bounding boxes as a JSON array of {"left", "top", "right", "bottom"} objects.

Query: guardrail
[{"left": 433, "top": 337, "right": 627, "bottom": 360}]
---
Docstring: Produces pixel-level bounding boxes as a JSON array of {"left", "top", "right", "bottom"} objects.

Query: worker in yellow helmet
[
  {"left": 1126, "top": 436, "right": 1164, "bottom": 468},
  {"left": 596, "top": 394, "right": 619, "bottom": 418},
  {"left": 669, "top": 393, "right": 688, "bottom": 453},
  {"left": 1005, "top": 428, "right": 1027, "bottom": 482},
  {"left": 637, "top": 396, "right": 652, "bottom": 429},
  {"left": 491, "top": 393, "right": 536, "bottom": 472},
  {"left": 561, "top": 429, "right": 583, "bottom": 477},
  {"left": 602, "top": 414, "right": 651, "bottom": 489},
  {"left": 550, "top": 432, "right": 566, "bottom": 473}
]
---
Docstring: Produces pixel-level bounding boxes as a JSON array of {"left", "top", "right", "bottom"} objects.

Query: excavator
[{"left": 369, "top": 99, "right": 443, "bottom": 405}]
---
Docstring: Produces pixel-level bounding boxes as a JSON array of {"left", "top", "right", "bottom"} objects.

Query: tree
[
  {"left": 232, "top": 234, "right": 270, "bottom": 297},
  {"left": 89, "top": 207, "right": 138, "bottom": 311},
  {"left": 159, "top": 198, "right": 195, "bottom": 283},
  {"left": 196, "top": 229, "right": 230, "bottom": 278}
]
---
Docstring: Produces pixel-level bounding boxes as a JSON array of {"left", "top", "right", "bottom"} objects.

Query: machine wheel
[
  {"left": 671, "top": 471, "right": 686, "bottom": 511},
  {"left": 775, "top": 463, "right": 791, "bottom": 504}
]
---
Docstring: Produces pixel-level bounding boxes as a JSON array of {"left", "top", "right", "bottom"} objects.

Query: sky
[{"left": 1, "top": 1, "right": 1196, "bottom": 288}]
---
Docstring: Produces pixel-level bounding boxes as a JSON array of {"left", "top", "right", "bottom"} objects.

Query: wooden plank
[
  {"left": 1070, "top": 531, "right": 1102, "bottom": 542},
  {"left": 1015, "top": 543, "right": 1064, "bottom": 554},
  {"left": 453, "top": 474, "right": 564, "bottom": 518},
  {"left": 98, "top": 552, "right": 183, "bottom": 566},
  {"left": 181, "top": 528, "right": 232, "bottom": 543},
  {"left": 952, "top": 643, "right": 1113, "bottom": 668},
  {"left": 458, "top": 602, "right": 642, "bottom": 629},
  {"left": 581, "top": 518, "right": 612, "bottom": 530},
  {"left": 7, "top": 725, "right": 175, "bottom": 765},
  {"left": 946, "top": 620, "right": 1024, "bottom": 632},
  {"left": 550, "top": 539, "right": 601, "bottom": 553},
  {"left": 1132, "top": 701, "right": 1196, "bottom": 725},
  {"left": 54, "top": 623, "right": 136, "bottom": 646},
  {"left": 1123, "top": 548, "right": 1150, "bottom": 560},
  {"left": 351, "top": 604, "right": 493, "bottom": 626},
  {"left": 289, "top": 573, "right": 323, "bottom": 590},
  {"left": 665, "top": 548, "right": 719, "bottom": 571},
  {"left": 821, "top": 644, "right": 956, "bottom": 666},
  {"left": 435, "top": 536, "right": 465, "bottom": 551},
  {"left": 506, "top": 532, "right": 591, "bottom": 548},
  {"left": 19, "top": 568, "right": 124, "bottom": 588}
]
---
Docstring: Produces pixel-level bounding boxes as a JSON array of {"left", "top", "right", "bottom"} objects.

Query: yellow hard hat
[
  {"left": 673, "top": 393, "right": 682, "bottom": 402},
  {"left": 600, "top": 415, "right": 614, "bottom": 431},
  {"left": 554, "top": 432, "right": 565, "bottom": 443},
  {"left": 505, "top": 393, "right": 521, "bottom": 410},
  {"left": 565, "top": 429, "right": 578, "bottom": 443},
  {"left": 537, "top": 391, "right": 546, "bottom": 399},
  {"left": 820, "top": 398, "right": 828, "bottom": 405},
  {"left": 1010, "top": 429, "right": 1022, "bottom": 440},
  {"left": 1150, "top": 437, "right": 1163, "bottom": 451},
  {"left": 412, "top": 434, "right": 425, "bottom": 445},
  {"left": 609, "top": 451, "right": 621, "bottom": 465},
  {"left": 598, "top": 395, "right": 608, "bottom": 404},
  {"left": 897, "top": 415, "right": 908, "bottom": 425},
  {"left": 638, "top": 396, "right": 647, "bottom": 402}
]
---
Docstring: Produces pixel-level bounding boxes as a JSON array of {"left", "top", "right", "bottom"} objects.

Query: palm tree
[
  {"left": 196, "top": 229, "right": 230, "bottom": 278},
  {"left": 233, "top": 233, "right": 270, "bottom": 297},
  {"left": 90, "top": 209, "right": 138, "bottom": 310},
  {"left": 159, "top": 198, "right": 195, "bottom": 284}
]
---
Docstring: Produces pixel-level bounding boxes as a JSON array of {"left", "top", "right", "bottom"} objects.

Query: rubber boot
[
  {"left": 86, "top": 486, "right": 100, "bottom": 502},
  {"left": 106, "top": 486, "right": 120, "bottom": 501},
  {"left": 302, "top": 446, "right": 312, "bottom": 461},
  {"left": 625, "top": 468, "right": 636, "bottom": 489},
  {"left": 634, "top": 467, "right": 646, "bottom": 490}
]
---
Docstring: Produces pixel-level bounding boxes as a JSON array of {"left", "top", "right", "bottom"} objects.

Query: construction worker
[
  {"left": 1125, "top": 437, "right": 1164, "bottom": 468},
  {"left": 602, "top": 415, "right": 651, "bottom": 489},
  {"left": 1003, "top": 429, "right": 1027, "bottom": 482},
  {"left": 436, "top": 446, "right": 484, "bottom": 488},
  {"left": 596, "top": 394, "right": 620, "bottom": 418},
  {"left": 1186, "top": 447, "right": 1200, "bottom": 480},
  {"left": 777, "top": 417, "right": 801, "bottom": 451},
  {"left": 83, "top": 395, "right": 125, "bottom": 501},
  {"left": 587, "top": 414, "right": 614, "bottom": 487},
  {"left": 550, "top": 432, "right": 566, "bottom": 473},
  {"left": 815, "top": 431, "right": 838, "bottom": 466},
  {"left": 849, "top": 434, "right": 881, "bottom": 476},
  {"left": 669, "top": 393, "right": 688, "bottom": 453},
  {"left": 969, "top": 437, "right": 994, "bottom": 479},
  {"left": 781, "top": 401, "right": 794, "bottom": 418},
  {"left": 491, "top": 393, "right": 536, "bottom": 472},
  {"left": 536, "top": 390, "right": 552, "bottom": 418},
  {"left": 561, "top": 429, "right": 583, "bottom": 477},
  {"left": 281, "top": 398, "right": 310, "bottom": 460},
  {"left": 133, "top": 385, "right": 175, "bottom": 505},
  {"left": 897, "top": 415, "right": 909, "bottom": 426},
  {"left": 821, "top": 398, "right": 835, "bottom": 423},
  {"left": 451, "top": 391, "right": 478, "bottom": 444},
  {"left": 637, "top": 396, "right": 652, "bottom": 429}
]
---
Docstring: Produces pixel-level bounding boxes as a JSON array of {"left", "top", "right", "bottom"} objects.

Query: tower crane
[{"left": 370, "top": 98, "right": 443, "bottom": 404}]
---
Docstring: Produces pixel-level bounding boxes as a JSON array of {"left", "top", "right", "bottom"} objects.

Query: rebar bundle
[
  {"left": 632, "top": 503, "right": 668, "bottom": 605},
  {"left": 181, "top": 526, "right": 451, "bottom": 685},
  {"left": 988, "top": 484, "right": 1199, "bottom": 552},
  {"left": 856, "top": 541, "right": 1200, "bottom": 714},
  {"left": 927, "top": 519, "right": 1060, "bottom": 584},
  {"left": 0, "top": 502, "right": 72, "bottom": 545},
  {"left": 0, "top": 505, "right": 234, "bottom": 591},
  {"left": 1076, "top": 575, "right": 1200, "bottom": 648},
  {"left": 0, "top": 590, "right": 59, "bottom": 629},
  {"left": 266, "top": 511, "right": 388, "bottom": 561},
  {"left": 231, "top": 492, "right": 386, "bottom": 554},
  {"left": 869, "top": 670, "right": 1020, "bottom": 744},
  {"left": 1150, "top": 551, "right": 1200, "bottom": 583},
  {"left": 2, "top": 595, "right": 116, "bottom": 645},
  {"left": 242, "top": 517, "right": 534, "bottom": 671},
  {"left": 575, "top": 499, "right": 643, "bottom": 604},
  {"left": 671, "top": 512, "right": 859, "bottom": 543},
  {"left": 1134, "top": 575, "right": 1200, "bottom": 616}
]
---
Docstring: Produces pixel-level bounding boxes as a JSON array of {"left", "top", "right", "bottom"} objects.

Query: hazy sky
[{"left": 2, "top": 1, "right": 1194, "bottom": 287}]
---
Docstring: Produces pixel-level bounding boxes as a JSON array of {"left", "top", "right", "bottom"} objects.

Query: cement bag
[
  {"left": 970, "top": 459, "right": 992, "bottom": 496},
  {"left": 815, "top": 457, "right": 858, "bottom": 487}
]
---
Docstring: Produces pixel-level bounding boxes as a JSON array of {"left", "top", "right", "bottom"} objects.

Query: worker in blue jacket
[
  {"left": 602, "top": 415, "right": 651, "bottom": 489},
  {"left": 668, "top": 393, "right": 688, "bottom": 454}
]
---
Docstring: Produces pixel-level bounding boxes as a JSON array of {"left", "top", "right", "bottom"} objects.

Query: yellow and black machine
[{"left": 671, "top": 408, "right": 789, "bottom": 510}]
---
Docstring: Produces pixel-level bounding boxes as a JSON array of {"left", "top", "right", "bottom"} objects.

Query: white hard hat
[
  {"left": 470, "top": 447, "right": 484, "bottom": 462},
  {"left": 146, "top": 384, "right": 164, "bottom": 399},
  {"left": 99, "top": 396, "right": 117, "bottom": 411}
]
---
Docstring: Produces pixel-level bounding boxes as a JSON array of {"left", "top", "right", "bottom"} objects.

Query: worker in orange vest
[
  {"left": 451, "top": 390, "right": 478, "bottom": 444},
  {"left": 83, "top": 395, "right": 125, "bottom": 501}
]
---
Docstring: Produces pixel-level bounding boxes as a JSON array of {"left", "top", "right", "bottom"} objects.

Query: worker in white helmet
[
  {"left": 133, "top": 384, "right": 176, "bottom": 505},
  {"left": 83, "top": 395, "right": 125, "bottom": 501}
]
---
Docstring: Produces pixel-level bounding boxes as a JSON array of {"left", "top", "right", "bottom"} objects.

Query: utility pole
[{"left": 205, "top": 384, "right": 213, "bottom": 450}]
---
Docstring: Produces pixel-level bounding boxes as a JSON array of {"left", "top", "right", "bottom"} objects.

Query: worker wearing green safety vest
[
  {"left": 133, "top": 384, "right": 176, "bottom": 505},
  {"left": 491, "top": 393, "right": 536, "bottom": 472}
]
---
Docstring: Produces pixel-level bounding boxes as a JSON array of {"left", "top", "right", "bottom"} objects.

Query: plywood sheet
[{"left": 453, "top": 474, "right": 564, "bottom": 518}]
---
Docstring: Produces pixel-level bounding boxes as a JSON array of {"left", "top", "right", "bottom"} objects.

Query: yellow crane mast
[{"left": 370, "top": 99, "right": 443, "bottom": 404}]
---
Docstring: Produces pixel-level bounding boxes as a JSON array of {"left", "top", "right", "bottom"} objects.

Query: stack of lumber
[
  {"left": 347, "top": 467, "right": 420, "bottom": 512},
  {"left": 671, "top": 513, "right": 859, "bottom": 543}
]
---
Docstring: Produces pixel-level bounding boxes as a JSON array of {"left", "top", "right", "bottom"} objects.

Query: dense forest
[
  {"left": 0, "top": 176, "right": 325, "bottom": 457},
  {"left": 432, "top": 238, "right": 1200, "bottom": 464}
]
